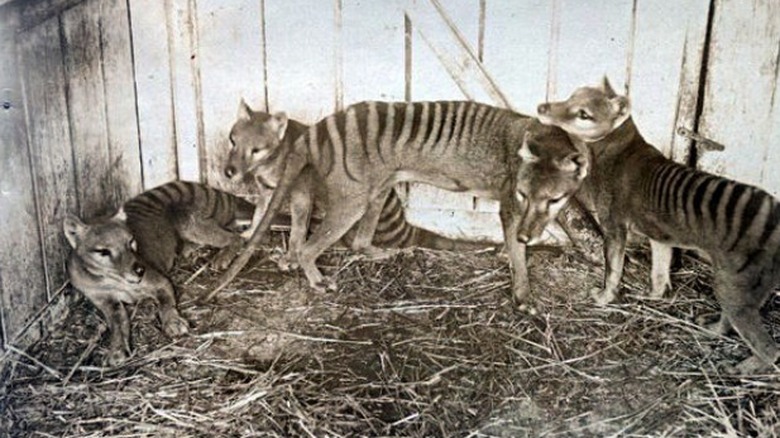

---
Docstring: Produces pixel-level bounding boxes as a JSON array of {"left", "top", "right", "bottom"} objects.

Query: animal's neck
[
  {"left": 588, "top": 116, "right": 643, "bottom": 157},
  {"left": 283, "top": 119, "right": 308, "bottom": 147}
]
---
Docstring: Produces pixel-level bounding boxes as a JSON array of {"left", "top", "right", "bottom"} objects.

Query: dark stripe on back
[
  {"left": 408, "top": 102, "right": 425, "bottom": 145},
  {"left": 676, "top": 170, "right": 698, "bottom": 217},
  {"left": 758, "top": 201, "right": 780, "bottom": 247},
  {"left": 355, "top": 105, "right": 369, "bottom": 159},
  {"left": 651, "top": 164, "right": 674, "bottom": 211},
  {"left": 430, "top": 102, "right": 451, "bottom": 149},
  {"left": 421, "top": 102, "right": 439, "bottom": 146},
  {"left": 730, "top": 189, "right": 765, "bottom": 251},
  {"left": 660, "top": 165, "right": 683, "bottom": 214},
  {"left": 736, "top": 249, "right": 763, "bottom": 273},
  {"left": 707, "top": 179, "right": 729, "bottom": 224},
  {"left": 723, "top": 184, "right": 747, "bottom": 241},
  {"left": 691, "top": 174, "right": 717, "bottom": 221},
  {"left": 392, "top": 103, "right": 408, "bottom": 146}
]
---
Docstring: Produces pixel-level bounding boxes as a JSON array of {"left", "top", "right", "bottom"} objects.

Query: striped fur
[
  {"left": 538, "top": 79, "right": 780, "bottom": 372},
  {"left": 213, "top": 100, "right": 586, "bottom": 304},
  {"left": 223, "top": 102, "right": 487, "bottom": 252},
  {"left": 123, "top": 180, "right": 255, "bottom": 273}
]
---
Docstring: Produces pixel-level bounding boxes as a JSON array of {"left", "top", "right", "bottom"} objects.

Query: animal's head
[
  {"left": 514, "top": 119, "right": 589, "bottom": 243},
  {"left": 224, "top": 99, "right": 289, "bottom": 189},
  {"left": 63, "top": 214, "right": 146, "bottom": 284},
  {"left": 537, "top": 77, "right": 631, "bottom": 142}
]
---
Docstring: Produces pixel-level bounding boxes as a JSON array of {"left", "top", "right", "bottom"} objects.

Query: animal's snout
[
  {"left": 224, "top": 165, "right": 236, "bottom": 179},
  {"left": 537, "top": 103, "right": 550, "bottom": 115},
  {"left": 132, "top": 262, "right": 145, "bottom": 278}
]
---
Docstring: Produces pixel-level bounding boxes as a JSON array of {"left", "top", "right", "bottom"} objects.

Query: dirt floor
[{"left": 1, "top": 229, "right": 779, "bottom": 437}]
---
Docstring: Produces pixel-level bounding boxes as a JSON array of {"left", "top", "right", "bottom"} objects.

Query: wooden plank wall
[
  {"left": 4, "top": 0, "right": 780, "bottom": 344},
  {"left": 0, "top": 8, "right": 48, "bottom": 351},
  {"left": 697, "top": 0, "right": 780, "bottom": 196}
]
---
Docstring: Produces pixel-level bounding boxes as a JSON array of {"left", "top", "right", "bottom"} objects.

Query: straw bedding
[{"left": 1, "top": 227, "right": 779, "bottom": 437}]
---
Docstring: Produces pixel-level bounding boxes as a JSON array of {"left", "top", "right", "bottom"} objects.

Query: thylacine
[
  {"left": 211, "top": 100, "right": 588, "bottom": 304},
  {"left": 538, "top": 78, "right": 780, "bottom": 372},
  {"left": 223, "top": 101, "right": 493, "bottom": 272},
  {"left": 64, "top": 181, "right": 255, "bottom": 364},
  {"left": 64, "top": 214, "right": 188, "bottom": 366},
  {"left": 123, "top": 180, "right": 255, "bottom": 272}
]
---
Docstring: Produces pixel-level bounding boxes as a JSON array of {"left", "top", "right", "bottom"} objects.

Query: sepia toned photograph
[{"left": 1, "top": 0, "right": 778, "bottom": 436}]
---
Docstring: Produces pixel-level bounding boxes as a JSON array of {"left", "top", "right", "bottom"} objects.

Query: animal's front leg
[
  {"left": 500, "top": 200, "right": 530, "bottom": 304},
  {"left": 593, "top": 220, "right": 627, "bottom": 304},
  {"left": 276, "top": 185, "right": 313, "bottom": 271},
  {"left": 90, "top": 296, "right": 131, "bottom": 366},
  {"left": 649, "top": 239, "right": 673, "bottom": 298},
  {"left": 146, "top": 272, "right": 189, "bottom": 337}
]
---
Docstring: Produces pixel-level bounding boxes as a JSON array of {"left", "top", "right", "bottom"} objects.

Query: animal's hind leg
[
  {"left": 178, "top": 216, "right": 244, "bottom": 269},
  {"left": 297, "top": 195, "right": 369, "bottom": 292},
  {"left": 349, "top": 187, "right": 404, "bottom": 260},
  {"left": 715, "top": 276, "right": 779, "bottom": 373}
]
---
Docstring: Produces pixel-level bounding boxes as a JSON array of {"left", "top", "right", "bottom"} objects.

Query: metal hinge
[{"left": 677, "top": 127, "right": 725, "bottom": 152}]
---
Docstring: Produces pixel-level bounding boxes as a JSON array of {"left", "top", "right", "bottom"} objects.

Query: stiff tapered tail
[{"left": 204, "top": 148, "right": 305, "bottom": 301}]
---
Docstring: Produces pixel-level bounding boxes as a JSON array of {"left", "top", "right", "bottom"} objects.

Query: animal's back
[{"left": 123, "top": 181, "right": 255, "bottom": 272}]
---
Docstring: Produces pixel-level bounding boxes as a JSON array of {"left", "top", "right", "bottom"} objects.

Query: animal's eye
[
  {"left": 576, "top": 110, "right": 592, "bottom": 121},
  {"left": 93, "top": 248, "right": 111, "bottom": 257},
  {"left": 251, "top": 148, "right": 261, "bottom": 155},
  {"left": 229, "top": 135, "right": 236, "bottom": 148},
  {"left": 515, "top": 190, "right": 527, "bottom": 202},
  {"left": 548, "top": 196, "right": 566, "bottom": 207},
  {"left": 129, "top": 238, "right": 137, "bottom": 252}
]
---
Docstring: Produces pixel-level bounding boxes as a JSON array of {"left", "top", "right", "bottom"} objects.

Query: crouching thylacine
[
  {"left": 538, "top": 78, "right": 780, "bottom": 373},
  {"left": 210, "top": 100, "right": 588, "bottom": 304},
  {"left": 64, "top": 181, "right": 255, "bottom": 365}
]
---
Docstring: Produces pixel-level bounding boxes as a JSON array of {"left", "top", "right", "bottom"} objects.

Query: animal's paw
[
  {"left": 212, "top": 247, "right": 239, "bottom": 270},
  {"left": 274, "top": 253, "right": 299, "bottom": 272},
  {"left": 516, "top": 302, "right": 538, "bottom": 316},
  {"left": 589, "top": 287, "right": 616, "bottom": 305},
  {"left": 311, "top": 277, "right": 337, "bottom": 293},
  {"left": 162, "top": 312, "right": 189, "bottom": 337},
  {"left": 106, "top": 348, "right": 129, "bottom": 367},
  {"left": 732, "top": 356, "right": 771, "bottom": 375}
]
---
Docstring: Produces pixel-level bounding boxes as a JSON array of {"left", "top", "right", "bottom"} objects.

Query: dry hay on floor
[{"left": 1, "top": 234, "right": 779, "bottom": 437}]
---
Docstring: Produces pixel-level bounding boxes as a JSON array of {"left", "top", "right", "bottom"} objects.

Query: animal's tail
[{"left": 204, "top": 148, "right": 308, "bottom": 301}]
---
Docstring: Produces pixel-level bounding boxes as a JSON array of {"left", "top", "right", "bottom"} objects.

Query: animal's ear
[
  {"left": 63, "top": 214, "right": 88, "bottom": 248},
  {"left": 518, "top": 134, "right": 540, "bottom": 162},
  {"left": 610, "top": 95, "right": 631, "bottom": 120},
  {"left": 556, "top": 152, "right": 589, "bottom": 180},
  {"left": 270, "top": 112, "right": 289, "bottom": 141},
  {"left": 112, "top": 206, "right": 127, "bottom": 222},
  {"left": 237, "top": 98, "right": 252, "bottom": 121},
  {"left": 601, "top": 76, "right": 617, "bottom": 97}
]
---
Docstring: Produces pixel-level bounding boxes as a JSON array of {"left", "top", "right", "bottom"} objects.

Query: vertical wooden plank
[
  {"left": 166, "top": 0, "right": 202, "bottom": 181},
  {"left": 697, "top": 0, "right": 780, "bottom": 191},
  {"left": 61, "top": 0, "right": 114, "bottom": 217},
  {"left": 100, "top": 0, "right": 143, "bottom": 198},
  {"left": 761, "top": 73, "right": 780, "bottom": 196},
  {"left": 17, "top": 16, "right": 76, "bottom": 322},
  {"left": 483, "top": 0, "right": 551, "bottom": 115},
  {"left": 1, "top": 10, "right": 47, "bottom": 347},
  {"left": 195, "top": 0, "right": 266, "bottom": 187},
  {"left": 129, "top": 0, "right": 178, "bottom": 189},
  {"left": 629, "top": 0, "right": 709, "bottom": 157},
  {"left": 265, "top": 0, "right": 336, "bottom": 123},
  {"left": 547, "top": 0, "right": 634, "bottom": 99},
  {"left": 342, "top": 0, "right": 405, "bottom": 103}
]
